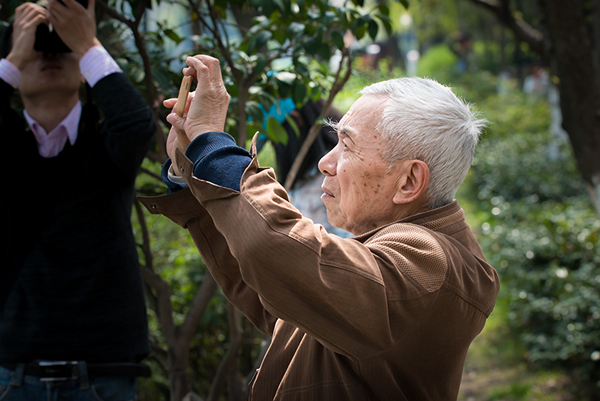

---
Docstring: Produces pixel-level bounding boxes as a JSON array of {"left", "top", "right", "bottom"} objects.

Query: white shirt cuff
[
  {"left": 168, "top": 164, "right": 188, "bottom": 188},
  {"left": 79, "top": 45, "right": 122, "bottom": 87},
  {"left": 0, "top": 59, "right": 22, "bottom": 89}
]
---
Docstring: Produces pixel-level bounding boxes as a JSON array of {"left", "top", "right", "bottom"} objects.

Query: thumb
[{"left": 166, "top": 113, "right": 191, "bottom": 150}]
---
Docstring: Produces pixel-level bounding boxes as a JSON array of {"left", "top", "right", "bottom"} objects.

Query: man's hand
[
  {"left": 46, "top": 0, "right": 100, "bottom": 59},
  {"left": 164, "top": 89, "right": 194, "bottom": 164},
  {"left": 181, "top": 55, "right": 230, "bottom": 142},
  {"left": 163, "top": 55, "right": 230, "bottom": 171},
  {"left": 6, "top": 3, "right": 46, "bottom": 70}
]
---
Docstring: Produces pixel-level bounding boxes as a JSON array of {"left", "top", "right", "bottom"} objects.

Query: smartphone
[{"left": 176, "top": 76, "right": 193, "bottom": 117}]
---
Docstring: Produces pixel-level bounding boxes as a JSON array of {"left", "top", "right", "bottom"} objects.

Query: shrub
[{"left": 461, "top": 92, "right": 600, "bottom": 398}]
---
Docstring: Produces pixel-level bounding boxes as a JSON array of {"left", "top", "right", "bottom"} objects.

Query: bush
[
  {"left": 417, "top": 44, "right": 459, "bottom": 83},
  {"left": 460, "top": 91, "right": 600, "bottom": 398}
]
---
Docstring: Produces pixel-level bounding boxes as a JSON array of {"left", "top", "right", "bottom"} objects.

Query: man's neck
[{"left": 22, "top": 92, "right": 80, "bottom": 133}]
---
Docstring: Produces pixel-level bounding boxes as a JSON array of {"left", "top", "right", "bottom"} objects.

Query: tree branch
[
  {"left": 140, "top": 264, "right": 177, "bottom": 345},
  {"left": 180, "top": 272, "right": 218, "bottom": 346},
  {"left": 96, "top": 1, "right": 133, "bottom": 27},
  {"left": 466, "top": 0, "right": 544, "bottom": 54},
  {"left": 205, "top": 303, "right": 243, "bottom": 401},
  {"left": 284, "top": 48, "right": 353, "bottom": 190},
  {"left": 140, "top": 167, "right": 162, "bottom": 182},
  {"left": 134, "top": 199, "right": 177, "bottom": 345}
]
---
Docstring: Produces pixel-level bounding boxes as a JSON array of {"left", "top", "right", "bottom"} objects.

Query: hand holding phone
[{"left": 176, "top": 76, "right": 193, "bottom": 117}]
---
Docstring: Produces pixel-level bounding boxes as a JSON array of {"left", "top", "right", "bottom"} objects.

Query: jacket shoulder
[{"left": 367, "top": 224, "right": 448, "bottom": 293}]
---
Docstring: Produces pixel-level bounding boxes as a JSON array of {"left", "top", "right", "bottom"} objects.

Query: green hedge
[{"left": 461, "top": 88, "right": 600, "bottom": 398}]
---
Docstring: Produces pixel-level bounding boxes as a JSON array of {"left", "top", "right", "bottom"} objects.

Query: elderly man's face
[{"left": 318, "top": 95, "right": 406, "bottom": 235}]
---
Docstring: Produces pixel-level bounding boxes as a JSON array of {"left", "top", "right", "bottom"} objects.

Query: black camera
[{"left": 33, "top": 0, "right": 89, "bottom": 53}]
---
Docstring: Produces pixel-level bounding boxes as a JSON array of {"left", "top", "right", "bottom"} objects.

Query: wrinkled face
[
  {"left": 318, "top": 95, "right": 406, "bottom": 235},
  {"left": 18, "top": 51, "right": 82, "bottom": 99}
]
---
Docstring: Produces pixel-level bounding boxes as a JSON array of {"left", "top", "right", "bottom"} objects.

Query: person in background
[
  {"left": 141, "top": 54, "right": 499, "bottom": 400},
  {"left": 0, "top": 0, "right": 155, "bottom": 399}
]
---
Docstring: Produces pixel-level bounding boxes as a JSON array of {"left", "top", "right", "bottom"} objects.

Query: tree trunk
[
  {"left": 468, "top": 0, "right": 600, "bottom": 216},
  {"left": 538, "top": 0, "right": 600, "bottom": 215},
  {"left": 169, "top": 343, "right": 192, "bottom": 401}
]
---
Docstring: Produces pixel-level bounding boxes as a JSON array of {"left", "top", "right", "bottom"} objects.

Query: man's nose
[{"left": 318, "top": 148, "right": 337, "bottom": 176}]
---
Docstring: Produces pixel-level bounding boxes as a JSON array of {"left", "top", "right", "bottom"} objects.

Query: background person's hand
[
  {"left": 7, "top": 3, "right": 46, "bottom": 70},
  {"left": 46, "top": 0, "right": 100, "bottom": 59}
]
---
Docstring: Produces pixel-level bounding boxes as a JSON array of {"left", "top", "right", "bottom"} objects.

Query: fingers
[
  {"left": 163, "top": 98, "right": 178, "bottom": 108},
  {"left": 163, "top": 54, "right": 231, "bottom": 156},
  {"left": 47, "top": 0, "right": 97, "bottom": 58},
  {"left": 183, "top": 55, "right": 224, "bottom": 88},
  {"left": 180, "top": 55, "right": 230, "bottom": 137},
  {"left": 166, "top": 113, "right": 191, "bottom": 156},
  {"left": 8, "top": 4, "right": 47, "bottom": 69},
  {"left": 163, "top": 91, "right": 195, "bottom": 116},
  {"left": 14, "top": 3, "right": 46, "bottom": 31}
]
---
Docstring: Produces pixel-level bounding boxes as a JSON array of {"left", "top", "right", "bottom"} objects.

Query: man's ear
[{"left": 393, "top": 160, "right": 430, "bottom": 205}]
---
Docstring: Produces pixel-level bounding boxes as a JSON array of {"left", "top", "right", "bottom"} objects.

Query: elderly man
[{"left": 141, "top": 55, "right": 499, "bottom": 400}]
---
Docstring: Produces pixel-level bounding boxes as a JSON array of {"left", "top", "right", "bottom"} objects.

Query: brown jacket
[{"left": 140, "top": 144, "right": 500, "bottom": 401}]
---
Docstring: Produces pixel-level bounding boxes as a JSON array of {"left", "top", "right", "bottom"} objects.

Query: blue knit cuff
[
  {"left": 160, "top": 132, "right": 252, "bottom": 193},
  {"left": 187, "top": 132, "right": 251, "bottom": 192}
]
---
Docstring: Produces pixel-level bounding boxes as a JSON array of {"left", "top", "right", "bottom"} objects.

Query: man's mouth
[
  {"left": 41, "top": 62, "right": 62, "bottom": 71},
  {"left": 321, "top": 186, "right": 334, "bottom": 199}
]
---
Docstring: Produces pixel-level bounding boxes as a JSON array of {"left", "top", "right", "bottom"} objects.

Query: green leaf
[
  {"left": 285, "top": 114, "right": 301, "bottom": 137},
  {"left": 376, "top": 13, "right": 394, "bottom": 35},
  {"left": 292, "top": 80, "right": 307, "bottom": 104},
  {"left": 163, "top": 29, "right": 183, "bottom": 45},
  {"left": 318, "top": 43, "right": 331, "bottom": 60},
  {"left": 288, "top": 22, "right": 305, "bottom": 36},
  {"left": 293, "top": 58, "right": 310, "bottom": 79},
  {"left": 331, "top": 30, "right": 345, "bottom": 51},
  {"left": 248, "top": 30, "right": 273, "bottom": 54},
  {"left": 354, "top": 24, "right": 366, "bottom": 40},
  {"left": 397, "top": 0, "right": 409, "bottom": 9},
  {"left": 266, "top": 116, "right": 289, "bottom": 145},
  {"left": 377, "top": 3, "right": 390, "bottom": 15},
  {"left": 302, "top": 36, "right": 320, "bottom": 55},
  {"left": 273, "top": 0, "right": 287, "bottom": 14},
  {"left": 258, "top": 30, "right": 274, "bottom": 47},
  {"left": 368, "top": 19, "right": 379, "bottom": 41},
  {"left": 246, "top": 101, "right": 264, "bottom": 122},
  {"left": 255, "top": 56, "right": 267, "bottom": 75}
]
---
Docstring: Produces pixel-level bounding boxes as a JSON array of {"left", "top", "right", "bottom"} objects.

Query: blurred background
[{"left": 1, "top": 0, "right": 599, "bottom": 400}]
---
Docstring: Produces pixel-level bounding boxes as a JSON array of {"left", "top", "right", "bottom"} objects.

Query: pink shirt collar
[{"left": 24, "top": 101, "right": 82, "bottom": 158}]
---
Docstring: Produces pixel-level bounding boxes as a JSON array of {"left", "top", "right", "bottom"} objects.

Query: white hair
[{"left": 359, "top": 77, "right": 487, "bottom": 209}]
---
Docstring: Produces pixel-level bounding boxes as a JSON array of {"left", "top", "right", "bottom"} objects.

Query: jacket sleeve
[
  {"left": 139, "top": 187, "right": 279, "bottom": 336},
  {"left": 141, "top": 139, "right": 448, "bottom": 360},
  {"left": 92, "top": 73, "right": 156, "bottom": 179}
]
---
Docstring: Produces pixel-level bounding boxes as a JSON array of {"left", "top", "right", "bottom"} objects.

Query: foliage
[
  {"left": 458, "top": 87, "right": 600, "bottom": 398},
  {"left": 416, "top": 43, "right": 458, "bottom": 82}
]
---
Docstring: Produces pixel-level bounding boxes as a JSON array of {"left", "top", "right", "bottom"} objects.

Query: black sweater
[{"left": 0, "top": 73, "right": 155, "bottom": 362}]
